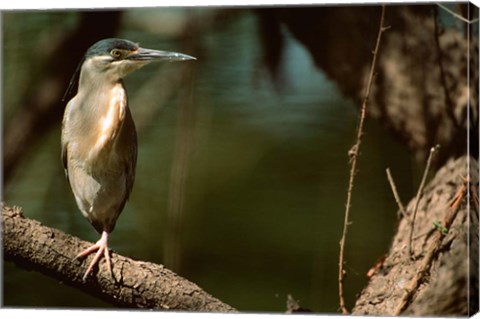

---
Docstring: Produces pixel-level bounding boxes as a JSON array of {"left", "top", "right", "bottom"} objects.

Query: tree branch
[
  {"left": 2, "top": 204, "right": 237, "bottom": 312},
  {"left": 408, "top": 144, "right": 439, "bottom": 258},
  {"left": 338, "top": 5, "right": 388, "bottom": 314}
]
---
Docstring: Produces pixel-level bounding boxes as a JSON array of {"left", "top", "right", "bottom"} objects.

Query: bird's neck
[{"left": 78, "top": 65, "right": 122, "bottom": 93}]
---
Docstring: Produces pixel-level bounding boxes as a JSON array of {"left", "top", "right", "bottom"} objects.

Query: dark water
[{"left": 3, "top": 8, "right": 415, "bottom": 312}]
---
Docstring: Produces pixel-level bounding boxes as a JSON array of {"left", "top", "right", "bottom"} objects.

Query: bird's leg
[{"left": 75, "top": 231, "right": 113, "bottom": 280}]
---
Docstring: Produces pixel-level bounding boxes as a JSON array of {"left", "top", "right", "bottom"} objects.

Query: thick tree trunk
[
  {"left": 255, "top": 4, "right": 479, "bottom": 164},
  {"left": 2, "top": 204, "right": 236, "bottom": 312},
  {"left": 352, "top": 155, "right": 478, "bottom": 316}
]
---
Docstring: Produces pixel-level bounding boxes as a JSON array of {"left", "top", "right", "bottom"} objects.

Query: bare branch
[
  {"left": 2, "top": 204, "right": 236, "bottom": 312},
  {"left": 386, "top": 167, "right": 408, "bottom": 219},
  {"left": 338, "top": 5, "right": 388, "bottom": 314},
  {"left": 408, "top": 145, "right": 439, "bottom": 258},
  {"left": 436, "top": 3, "right": 479, "bottom": 24}
]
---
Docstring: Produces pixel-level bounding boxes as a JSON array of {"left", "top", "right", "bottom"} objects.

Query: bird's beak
[{"left": 127, "top": 47, "right": 196, "bottom": 62}]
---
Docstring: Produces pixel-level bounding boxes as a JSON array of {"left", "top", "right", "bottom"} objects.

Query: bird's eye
[{"left": 110, "top": 49, "right": 122, "bottom": 58}]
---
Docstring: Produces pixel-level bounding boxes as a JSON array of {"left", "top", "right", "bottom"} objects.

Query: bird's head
[
  {"left": 84, "top": 38, "right": 195, "bottom": 80},
  {"left": 81, "top": 39, "right": 195, "bottom": 81},
  {"left": 63, "top": 38, "right": 196, "bottom": 101}
]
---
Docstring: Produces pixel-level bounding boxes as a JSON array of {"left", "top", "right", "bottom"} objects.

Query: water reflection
[{"left": 3, "top": 8, "right": 414, "bottom": 312}]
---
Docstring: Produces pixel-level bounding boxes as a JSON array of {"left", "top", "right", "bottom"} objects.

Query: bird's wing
[
  {"left": 61, "top": 140, "right": 69, "bottom": 181},
  {"left": 121, "top": 105, "right": 138, "bottom": 201},
  {"left": 61, "top": 110, "right": 70, "bottom": 182},
  {"left": 125, "top": 124, "right": 137, "bottom": 200},
  {"left": 108, "top": 103, "right": 137, "bottom": 226}
]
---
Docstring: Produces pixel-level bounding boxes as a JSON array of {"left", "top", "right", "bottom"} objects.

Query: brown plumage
[{"left": 61, "top": 38, "right": 195, "bottom": 280}]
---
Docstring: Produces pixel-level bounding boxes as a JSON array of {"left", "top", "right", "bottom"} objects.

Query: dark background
[{"left": 2, "top": 6, "right": 420, "bottom": 312}]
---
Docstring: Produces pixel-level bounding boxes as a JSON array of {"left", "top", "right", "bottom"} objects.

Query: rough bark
[
  {"left": 352, "top": 155, "right": 478, "bottom": 316},
  {"left": 255, "top": 4, "right": 479, "bottom": 164},
  {"left": 254, "top": 5, "right": 479, "bottom": 315},
  {"left": 2, "top": 204, "right": 237, "bottom": 312}
]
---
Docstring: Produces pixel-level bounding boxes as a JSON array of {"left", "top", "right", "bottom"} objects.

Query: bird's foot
[{"left": 75, "top": 231, "right": 112, "bottom": 281}]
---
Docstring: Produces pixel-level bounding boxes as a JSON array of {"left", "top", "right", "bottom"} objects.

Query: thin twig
[
  {"left": 393, "top": 179, "right": 468, "bottom": 315},
  {"left": 436, "top": 2, "right": 479, "bottom": 24},
  {"left": 386, "top": 167, "right": 408, "bottom": 219},
  {"left": 408, "top": 145, "right": 439, "bottom": 258},
  {"left": 337, "top": 5, "right": 388, "bottom": 314}
]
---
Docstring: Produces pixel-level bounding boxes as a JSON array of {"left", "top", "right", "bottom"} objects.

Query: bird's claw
[{"left": 76, "top": 231, "right": 113, "bottom": 281}]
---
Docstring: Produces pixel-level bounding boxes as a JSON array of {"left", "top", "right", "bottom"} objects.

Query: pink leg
[{"left": 76, "top": 231, "right": 113, "bottom": 280}]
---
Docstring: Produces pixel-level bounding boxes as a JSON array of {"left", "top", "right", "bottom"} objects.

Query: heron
[{"left": 61, "top": 38, "right": 195, "bottom": 280}]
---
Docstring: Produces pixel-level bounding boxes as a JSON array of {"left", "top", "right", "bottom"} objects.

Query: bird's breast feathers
[
  {"left": 87, "top": 84, "right": 127, "bottom": 164},
  {"left": 64, "top": 83, "right": 128, "bottom": 170},
  {"left": 96, "top": 85, "right": 126, "bottom": 148}
]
